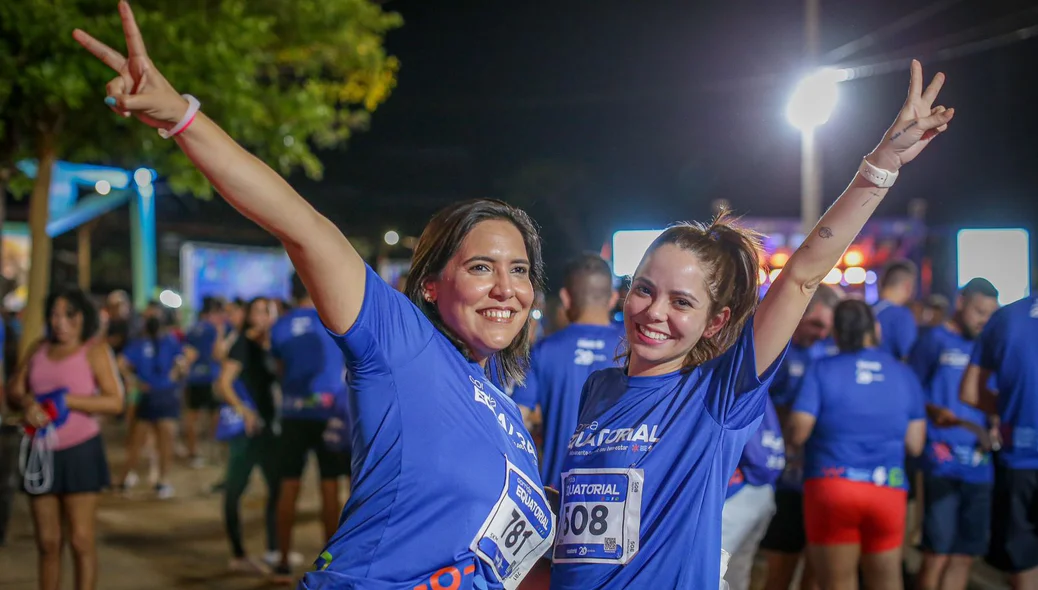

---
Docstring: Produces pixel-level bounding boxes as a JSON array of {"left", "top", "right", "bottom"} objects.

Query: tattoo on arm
[
  {"left": 889, "top": 121, "right": 919, "bottom": 142},
  {"left": 818, "top": 226, "right": 833, "bottom": 239},
  {"left": 862, "top": 190, "right": 884, "bottom": 207}
]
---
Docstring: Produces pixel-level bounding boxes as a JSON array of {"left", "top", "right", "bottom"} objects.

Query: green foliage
[{"left": 0, "top": 0, "right": 401, "bottom": 197}]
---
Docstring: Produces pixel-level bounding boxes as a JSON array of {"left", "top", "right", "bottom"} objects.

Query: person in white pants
[{"left": 722, "top": 396, "right": 785, "bottom": 590}]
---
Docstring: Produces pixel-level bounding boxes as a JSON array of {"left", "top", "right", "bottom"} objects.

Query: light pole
[{"left": 786, "top": 68, "right": 840, "bottom": 235}]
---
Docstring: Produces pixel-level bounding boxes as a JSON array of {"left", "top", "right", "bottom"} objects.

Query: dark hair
[
  {"left": 45, "top": 286, "right": 100, "bottom": 343},
  {"left": 563, "top": 253, "right": 614, "bottom": 314},
  {"left": 291, "top": 272, "right": 309, "bottom": 301},
  {"left": 201, "top": 296, "right": 224, "bottom": 316},
  {"left": 621, "top": 208, "right": 765, "bottom": 369},
  {"left": 879, "top": 259, "right": 917, "bottom": 290},
  {"left": 241, "top": 297, "right": 270, "bottom": 336},
  {"left": 405, "top": 199, "right": 544, "bottom": 386},
  {"left": 960, "top": 277, "right": 998, "bottom": 301},
  {"left": 808, "top": 284, "right": 841, "bottom": 311},
  {"left": 833, "top": 299, "right": 877, "bottom": 353}
]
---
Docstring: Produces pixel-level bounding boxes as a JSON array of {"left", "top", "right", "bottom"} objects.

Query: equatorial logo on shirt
[
  {"left": 471, "top": 375, "right": 537, "bottom": 458},
  {"left": 938, "top": 349, "right": 970, "bottom": 367},
  {"left": 854, "top": 359, "right": 885, "bottom": 385}
]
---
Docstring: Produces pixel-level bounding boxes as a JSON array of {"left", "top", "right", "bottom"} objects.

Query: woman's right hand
[
  {"left": 23, "top": 401, "right": 52, "bottom": 429},
  {"left": 72, "top": 1, "right": 188, "bottom": 129},
  {"left": 242, "top": 408, "right": 261, "bottom": 437}
]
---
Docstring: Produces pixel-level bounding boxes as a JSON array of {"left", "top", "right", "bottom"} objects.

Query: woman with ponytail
[
  {"left": 787, "top": 300, "right": 927, "bottom": 589},
  {"left": 551, "top": 60, "right": 955, "bottom": 590}
]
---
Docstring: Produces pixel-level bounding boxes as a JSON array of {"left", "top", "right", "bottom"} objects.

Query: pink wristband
[{"left": 159, "top": 94, "right": 201, "bottom": 139}]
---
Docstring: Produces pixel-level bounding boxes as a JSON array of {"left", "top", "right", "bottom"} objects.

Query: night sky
[{"left": 75, "top": 0, "right": 1038, "bottom": 290}]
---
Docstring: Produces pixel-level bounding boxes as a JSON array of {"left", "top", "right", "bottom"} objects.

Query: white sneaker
[
  {"left": 156, "top": 484, "right": 175, "bottom": 500},
  {"left": 263, "top": 550, "right": 305, "bottom": 568},
  {"left": 123, "top": 471, "right": 139, "bottom": 489},
  {"left": 229, "top": 557, "right": 270, "bottom": 576}
]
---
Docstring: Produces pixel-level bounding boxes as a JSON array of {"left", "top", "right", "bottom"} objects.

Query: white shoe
[
  {"left": 229, "top": 557, "right": 270, "bottom": 576},
  {"left": 156, "top": 484, "right": 175, "bottom": 500},
  {"left": 263, "top": 550, "right": 305, "bottom": 568},
  {"left": 123, "top": 471, "right": 139, "bottom": 489}
]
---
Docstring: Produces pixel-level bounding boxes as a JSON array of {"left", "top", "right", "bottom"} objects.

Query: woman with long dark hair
[
  {"left": 216, "top": 296, "right": 281, "bottom": 575},
  {"left": 788, "top": 300, "right": 927, "bottom": 589},
  {"left": 75, "top": 5, "right": 554, "bottom": 588},
  {"left": 7, "top": 287, "right": 124, "bottom": 590}
]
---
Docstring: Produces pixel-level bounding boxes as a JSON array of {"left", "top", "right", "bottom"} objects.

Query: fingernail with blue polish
[{"left": 104, "top": 96, "right": 116, "bottom": 107}]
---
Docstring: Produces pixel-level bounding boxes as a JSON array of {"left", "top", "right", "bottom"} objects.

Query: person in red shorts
[{"left": 788, "top": 299, "right": 927, "bottom": 589}]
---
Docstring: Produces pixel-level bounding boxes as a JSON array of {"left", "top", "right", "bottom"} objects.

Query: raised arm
[
  {"left": 73, "top": 2, "right": 364, "bottom": 335},
  {"left": 754, "top": 60, "right": 954, "bottom": 372}
]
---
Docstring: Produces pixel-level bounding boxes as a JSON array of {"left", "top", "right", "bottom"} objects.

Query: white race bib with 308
[
  {"left": 470, "top": 458, "right": 556, "bottom": 589},
  {"left": 553, "top": 467, "right": 644, "bottom": 565}
]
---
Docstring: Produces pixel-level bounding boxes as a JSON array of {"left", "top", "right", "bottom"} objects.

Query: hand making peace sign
[
  {"left": 868, "top": 59, "right": 956, "bottom": 173},
  {"left": 73, "top": 1, "right": 187, "bottom": 130}
]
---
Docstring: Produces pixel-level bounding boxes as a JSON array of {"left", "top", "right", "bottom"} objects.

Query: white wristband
[
  {"left": 858, "top": 157, "right": 899, "bottom": 188},
  {"left": 158, "top": 94, "right": 201, "bottom": 139}
]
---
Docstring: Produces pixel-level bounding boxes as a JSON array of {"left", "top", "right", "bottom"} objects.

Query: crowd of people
[{"left": 0, "top": 3, "right": 1036, "bottom": 590}]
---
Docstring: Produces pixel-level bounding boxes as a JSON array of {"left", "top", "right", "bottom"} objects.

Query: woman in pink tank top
[{"left": 8, "top": 287, "right": 124, "bottom": 590}]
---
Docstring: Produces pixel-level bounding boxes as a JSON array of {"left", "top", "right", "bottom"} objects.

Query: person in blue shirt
[
  {"left": 961, "top": 294, "right": 1038, "bottom": 587},
  {"left": 183, "top": 296, "right": 225, "bottom": 467},
  {"left": 550, "top": 60, "right": 954, "bottom": 590},
  {"left": 909, "top": 278, "right": 999, "bottom": 590},
  {"left": 788, "top": 299, "right": 926, "bottom": 590},
  {"left": 758, "top": 284, "right": 841, "bottom": 590},
  {"left": 269, "top": 273, "right": 351, "bottom": 582},
  {"left": 512, "top": 253, "right": 624, "bottom": 490},
  {"left": 77, "top": 11, "right": 559, "bottom": 586},
  {"left": 117, "top": 312, "right": 197, "bottom": 498},
  {"left": 721, "top": 396, "right": 784, "bottom": 590},
  {"left": 873, "top": 259, "right": 919, "bottom": 360}
]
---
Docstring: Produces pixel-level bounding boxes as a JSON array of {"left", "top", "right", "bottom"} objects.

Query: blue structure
[{"left": 17, "top": 160, "right": 157, "bottom": 309}]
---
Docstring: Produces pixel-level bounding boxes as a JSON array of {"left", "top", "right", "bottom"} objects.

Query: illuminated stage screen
[{"left": 180, "top": 242, "right": 293, "bottom": 320}]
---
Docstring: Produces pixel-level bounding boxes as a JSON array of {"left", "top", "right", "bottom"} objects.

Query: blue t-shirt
[
  {"left": 727, "top": 396, "right": 785, "bottom": 498},
  {"left": 123, "top": 334, "right": 184, "bottom": 395},
  {"left": 301, "top": 265, "right": 555, "bottom": 590},
  {"left": 550, "top": 319, "right": 784, "bottom": 590},
  {"left": 908, "top": 325, "right": 993, "bottom": 483},
  {"left": 185, "top": 320, "right": 219, "bottom": 385},
  {"left": 511, "top": 323, "right": 625, "bottom": 490},
  {"left": 270, "top": 307, "right": 347, "bottom": 421},
  {"left": 972, "top": 295, "right": 1038, "bottom": 470},
  {"left": 769, "top": 340, "right": 833, "bottom": 492},
  {"left": 873, "top": 300, "right": 917, "bottom": 360},
  {"left": 793, "top": 348, "right": 925, "bottom": 489}
]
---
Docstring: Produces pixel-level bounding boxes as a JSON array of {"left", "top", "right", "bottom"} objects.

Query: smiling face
[
  {"left": 624, "top": 243, "right": 730, "bottom": 377},
  {"left": 424, "top": 219, "right": 535, "bottom": 363}
]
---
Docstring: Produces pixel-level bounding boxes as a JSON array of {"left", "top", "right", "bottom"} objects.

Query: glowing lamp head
[
  {"left": 133, "top": 168, "right": 153, "bottom": 187},
  {"left": 786, "top": 68, "right": 843, "bottom": 131},
  {"left": 384, "top": 230, "right": 400, "bottom": 246},
  {"left": 843, "top": 249, "right": 864, "bottom": 267}
]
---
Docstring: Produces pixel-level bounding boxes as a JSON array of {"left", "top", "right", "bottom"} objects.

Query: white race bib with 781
[
  {"left": 471, "top": 457, "right": 556, "bottom": 589},
  {"left": 553, "top": 467, "right": 644, "bottom": 564}
]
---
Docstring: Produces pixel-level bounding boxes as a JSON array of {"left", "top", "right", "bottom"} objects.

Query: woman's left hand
[
  {"left": 23, "top": 402, "right": 52, "bottom": 429},
  {"left": 867, "top": 59, "right": 955, "bottom": 173}
]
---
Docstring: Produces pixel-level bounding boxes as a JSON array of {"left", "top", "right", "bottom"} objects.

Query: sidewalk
[{"left": 0, "top": 424, "right": 332, "bottom": 589}]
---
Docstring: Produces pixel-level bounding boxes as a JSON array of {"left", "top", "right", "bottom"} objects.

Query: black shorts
[
  {"left": 24, "top": 435, "right": 110, "bottom": 496},
  {"left": 759, "top": 488, "right": 806, "bottom": 554},
  {"left": 987, "top": 465, "right": 1038, "bottom": 573},
  {"left": 278, "top": 419, "right": 350, "bottom": 480},
  {"left": 186, "top": 383, "right": 218, "bottom": 410},
  {"left": 137, "top": 391, "right": 181, "bottom": 422},
  {"left": 921, "top": 473, "right": 992, "bottom": 556}
]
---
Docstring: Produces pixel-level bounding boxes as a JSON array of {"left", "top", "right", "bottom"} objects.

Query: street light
[
  {"left": 786, "top": 68, "right": 843, "bottom": 234},
  {"left": 384, "top": 230, "right": 400, "bottom": 246}
]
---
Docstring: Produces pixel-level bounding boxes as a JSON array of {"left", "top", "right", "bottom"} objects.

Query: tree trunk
[
  {"left": 78, "top": 220, "right": 97, "bottom": 291},
  {"left": 19, "top": 133, "right": 57, "bottom": 362}
]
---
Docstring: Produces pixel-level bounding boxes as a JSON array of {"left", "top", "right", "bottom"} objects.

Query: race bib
[
  {"left": 553, "top": 468, "right": 644, "bottom": 565},
  {"left": 471, "top": 458, "right": 556, "bottom": 589}
]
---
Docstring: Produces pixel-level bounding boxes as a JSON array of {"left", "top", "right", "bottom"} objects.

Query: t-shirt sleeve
[
  {"left": 971, "top": 308, "right": 1006, "bottom": 371},
  {"left": 791, "top": 362, "right": 822, "bottom": 418},
  {"left": 228, "top": 336, "right": 248, "bottom": 366},
  {"left": 328, "top": 264, "right": 437, "bottom": 373},
  {"left": 704, "top": 316, "right": 789, "bottom": 429}
]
